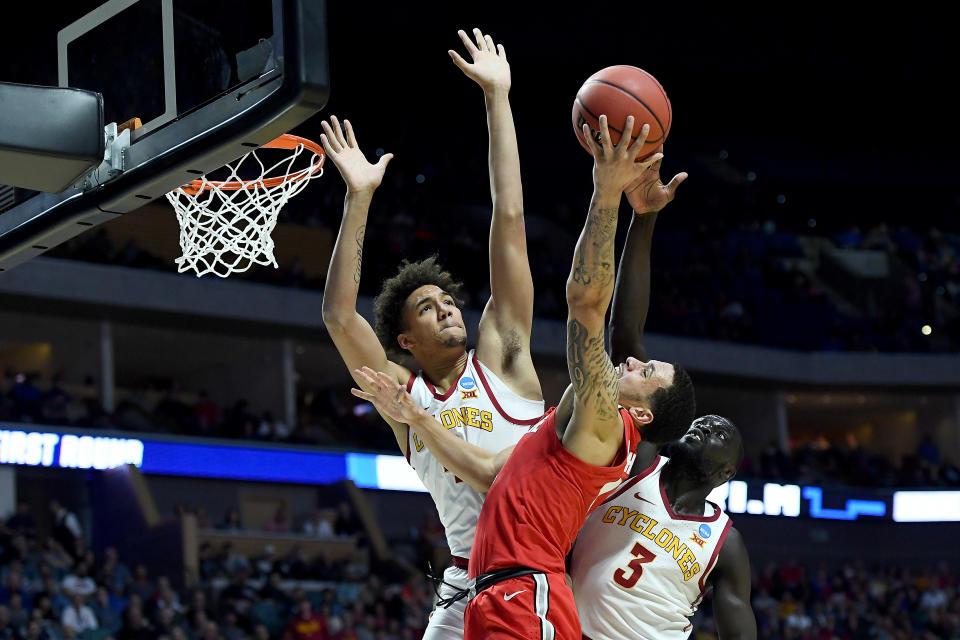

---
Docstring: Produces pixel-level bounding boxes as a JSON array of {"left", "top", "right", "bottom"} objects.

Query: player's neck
[
  {"left": 418, "top": 349, "right": 470, "bottom": 394},
  {"left": 660, "top": 462, "right": 710, "bottom": 516}
]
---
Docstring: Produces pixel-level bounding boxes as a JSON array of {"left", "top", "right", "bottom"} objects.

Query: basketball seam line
[
  {"left": 576, "top": 96, "right": 665, "bottom": 144},
  {"left": 582, "top": 79, "right": 667, "bottom": 142},
  {"left": 576, "top": 98, "right": 625, "bottom": 136}
]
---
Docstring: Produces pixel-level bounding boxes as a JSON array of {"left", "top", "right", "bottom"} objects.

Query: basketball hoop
[{"left": 165, "top": 134, "right": 325, "bottom": 278}]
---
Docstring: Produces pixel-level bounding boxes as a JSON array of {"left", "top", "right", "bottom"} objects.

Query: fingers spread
[
  {"left": 350, "top": 388, "right": 373, "bottom": 401},
  {"left": 448, "top": 49, "right": 469, "bottom": 71},
  {"left": 473, "top": 28, "right": 487, "bottom": 51},
  {"left": 344, "top": 119, "right": 357, "bottom": 148},
  {"left": 666, "top": 172, "right": 689, "bottom": 194},
  {"left": 629, "top": 122, "right": 650, "bottom": 157},
  {"left": 618, "top": 116, "right": 636, "bottom": 156},
  {"left": 330, "top": 115, "right": 347, "bottom": 148},
  {"left": 582, "top": 123, "right": 600, "bottom": 156},
  {"left": 320, "top": 121, "right": 342, "bottom": 153},
  {"left": 598, "top": 115, "right": 614, "bottom": 154},
  {"left": 457, "top": 29, "right": 479, "bottom": 56}
]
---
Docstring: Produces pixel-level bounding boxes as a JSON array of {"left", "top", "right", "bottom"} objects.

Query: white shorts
[{"left": 424, "top": 565, "right": 469, "bottom": 640}]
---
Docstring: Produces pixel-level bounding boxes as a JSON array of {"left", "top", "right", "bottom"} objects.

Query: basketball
[{"left": 572, "top": 65, "right": 672, "bottom": 160}]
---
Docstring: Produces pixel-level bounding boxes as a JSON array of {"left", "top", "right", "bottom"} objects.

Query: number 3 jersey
[
  {"left": 405, "top": 349, "right": 545, "bottom": 560},
  {"left": 569, "top": 456, "right": 732, "bottom": 640}
]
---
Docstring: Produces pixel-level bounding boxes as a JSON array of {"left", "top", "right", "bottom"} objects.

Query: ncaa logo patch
[
  {"left": 698, "top": 524, "right": 712, "bottom": 539},
  {"left": 460, "top": 377, "right": 477, "bottom": 390}
]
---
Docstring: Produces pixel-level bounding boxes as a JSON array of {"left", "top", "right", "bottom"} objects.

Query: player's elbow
[
  {"left": 320, "top": 304, "right": 351, "bottom": 334},
  {"left": 565, "top": 281, "right": 605, "bottom": 311}
]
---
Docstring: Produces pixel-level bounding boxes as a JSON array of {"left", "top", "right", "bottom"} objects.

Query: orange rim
[{"left": 178, "top": 134, "right": 325, "bottom": 195}]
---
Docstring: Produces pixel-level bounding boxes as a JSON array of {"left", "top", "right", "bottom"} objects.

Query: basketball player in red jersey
[
  {"left": 320, "top": 29, "right": 546, "bottom": 640},
  {"left": 571, "top": 139, "right": 756, "bottom": 640},
  {"left": 353, "top": 116, "right": 697, "bottom": 639}
]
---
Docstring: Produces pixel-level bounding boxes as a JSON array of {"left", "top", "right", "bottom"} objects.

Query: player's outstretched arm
[
  {"left": 609, "top": 150, "right": 687, "bottom": 364},
  {"left": 710, "top": 528, "right": 758, "bottom": 640},
  {"left": 561, "top": 116, "right": 662, "bottom": 466},
  {"left": 351, "top": 367, "right": 513, "bottom": 493},
  {"left": 319, "top": 117, "right": 411, "bottom": 453},
  {"left": 450, "top": 29, "right": 538, "bottom": 392}
]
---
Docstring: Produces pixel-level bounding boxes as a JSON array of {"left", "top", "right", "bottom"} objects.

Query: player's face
[
  {"left": 616, "top": 357, "right": 675, "bottom": 404},
  {"left": 399, "top": 285, "right": 467, "bottom": 352},
  {"left": 675, "top": 415, "right": 741, "bottom": 485}
]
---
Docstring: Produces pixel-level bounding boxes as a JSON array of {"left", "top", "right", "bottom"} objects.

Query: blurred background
[{"left": 1, "top": 2, "right": 958, "bottom": 639}]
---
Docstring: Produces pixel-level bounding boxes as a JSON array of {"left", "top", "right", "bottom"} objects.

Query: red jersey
[{"left": 469, "top": 407, "right": 640, "bottom": 578}]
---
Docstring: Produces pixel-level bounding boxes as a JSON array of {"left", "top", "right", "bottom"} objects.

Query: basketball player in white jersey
[
  {"left": 319, "top": 29, "right": 544, "bottom": 640},
  {"left": 569, "top": 414, "right": 756, "bottom": 639}
]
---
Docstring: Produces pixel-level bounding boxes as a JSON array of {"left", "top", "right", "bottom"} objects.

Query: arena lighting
[
  {"left": 2, "top": 426, "right": 957, "bottom": 522},
  {"left": 892, "top": 491, "right": 960, "bottom": 522}
]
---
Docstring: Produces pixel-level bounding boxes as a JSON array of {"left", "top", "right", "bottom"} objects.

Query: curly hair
[
  {"left": 373, "top": 256, "right": 466, "bottom": 355},
  {"left": 642, "top": 364, "right": 696, "bottom": 444}
]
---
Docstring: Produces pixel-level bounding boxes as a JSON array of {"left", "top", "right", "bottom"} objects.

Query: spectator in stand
[
  {"left": 36, "top": 577, "right": 67, "bottom": 618},
  {"left": 91, "top": 585, "right": 122, "bottom": 634},
  {"left": 100, "top": 545, "right": 133, "bottom": 594},
  {"left": 61, "top": 562, "right": 96, "bottom": 599},
  {"left": 259, "top": 571, "right": 291, "bottom": 611},
  {"left": 333, "top": 503, "right": 361, "bottom": 538},
  {"left": 116, "top": 604, "right": 153, "bottom": 640},
  {"left": 220, "top": 507, "right": 243, "bottom": 532},
  {"left": 303, "top": 510, "right": 334, "bottom": 537},
  {"left": 48, "top": 501, "right": 82, "bottom": 560},
  {"left": 0, "top": 605, "right": 16, "bottom": 640},
  {"left": 194, "top": 390, "right": 220, "bottom": 436},
  {"left": 10, "top": 373, "right": 43, "bottom": 422},
  {"left": 263, "top": 505, "right": 291, "bottom": 532},
  {"left": 5, "top": 501, "right": 37, "bottom": 538},
  {"left": 258, "top": 411, "right": 290, "bottom": 441},
  {"left": 0, "top": 570, "right": 30, "bottom": 608},
  {"left": 917, "top": 433, "right": 940, "bottom": 465},
  {"left": 285, "top": 599, "right": 329, "bottom": 640},
  {"left": 129, "top": 564, "right": 154, "bottom": 601},
  {"left": 60, "top": 592, "right": 97, "bottom": 635},
  {"left": 22, "top": 617, "right": 52, "bottom": 640},
  {"left": 219, "top": 567, "right": 258, "bottom": 624}
]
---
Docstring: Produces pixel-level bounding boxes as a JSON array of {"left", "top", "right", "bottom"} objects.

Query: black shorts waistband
[{"left": 472, "top": 566, "right": 542, "bottom": 596}]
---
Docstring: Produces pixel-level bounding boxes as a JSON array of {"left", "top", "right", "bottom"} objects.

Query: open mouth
[{"left": 685, "top": 428, "right": 705, "bottom": 442}]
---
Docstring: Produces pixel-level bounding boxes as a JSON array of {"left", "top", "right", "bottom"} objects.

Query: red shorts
[{"left": 463, "top": 573, "right": 579, "bottom": 640}]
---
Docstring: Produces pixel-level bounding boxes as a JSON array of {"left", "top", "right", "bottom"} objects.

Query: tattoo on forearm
[
  {"left": 353, "top": 225, "right": 365, "bottom": 285},
  {"left": 571, "top": 206, "right": 617, "bottom": 288},
  {"left": 567, "top": 318, "right": 619, "bottom": 419}
]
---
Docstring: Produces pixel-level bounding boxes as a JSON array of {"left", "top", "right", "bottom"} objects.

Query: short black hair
[
  {"left": 643, "top": 364, "right": 696, "bottom": 444},
  {"left": 372, "top": 256, "right": 465, "bottom": 355}
]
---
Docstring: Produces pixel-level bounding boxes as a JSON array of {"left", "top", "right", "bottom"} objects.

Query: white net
[{"left": 165, "top": 139, "right": 323, "bottom": 278}]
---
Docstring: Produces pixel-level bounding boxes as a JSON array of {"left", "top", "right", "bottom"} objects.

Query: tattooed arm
[
  {"left": 559, "top": 116, "right": 663, "bottom": 467},
  {"left": 319, "top": 116, "right": 412, "bottom": 454}
]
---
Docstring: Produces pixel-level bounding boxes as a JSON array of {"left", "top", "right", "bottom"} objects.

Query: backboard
[{"left": 0, "top": 0, "right": 328, "bottom": 272}]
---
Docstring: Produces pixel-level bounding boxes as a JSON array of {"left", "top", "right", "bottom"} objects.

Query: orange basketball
[{"left": 572, "top": 65, "right": 672, "bottom": 160}]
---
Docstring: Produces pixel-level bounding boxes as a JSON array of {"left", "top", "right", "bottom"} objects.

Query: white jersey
[
  {"left": 570, "top": 456, "right": 732, "bottom": 640},
  {"left": 405, "top": 349, "right": 545, "bottom": 560}
]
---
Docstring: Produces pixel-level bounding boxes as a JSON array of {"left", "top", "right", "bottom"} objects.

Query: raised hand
[
  {"left": 624, "top": 146, "right": 688, "bottom": 215},
  {"left": 350, "top": 367, "right": 423, "bottom": 425},
  {"left": 319, "top": 116, "right": 393, "bottom": 195},
  {"left": 583, "top": 115, "right": 664, "bottom": 197},
  {"left": 449, "top": 28, "right": 511, "bottom": 93}
]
